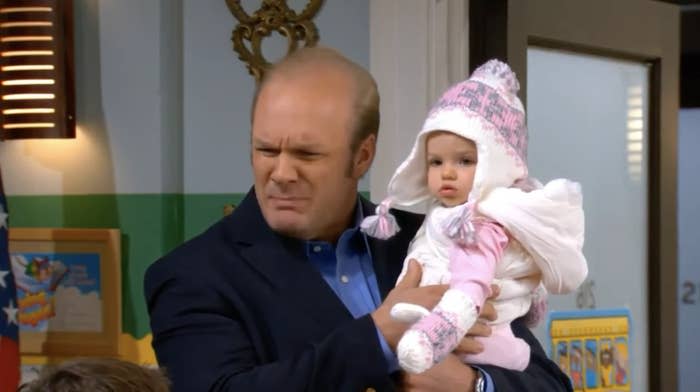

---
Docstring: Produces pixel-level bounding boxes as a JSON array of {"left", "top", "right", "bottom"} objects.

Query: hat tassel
[
  {"left": 443, "top": 202, "right": 478, "bottom": 246},
  {"left": 360, "top": 199, "right": 400, "bottom": 239}
]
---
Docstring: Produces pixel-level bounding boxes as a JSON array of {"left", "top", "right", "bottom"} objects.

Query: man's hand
[
  {"left": 371, "top": 260, "right": 448, "bottom": 350},
  {"left": 456, "top": 284, "right": 499, "bottom": 355},
  {"left": 399, "top": 354, "right": 478, "bottom": 392},
  {"left": 398, "top": 285, "right": 499, "bottom": 391}
]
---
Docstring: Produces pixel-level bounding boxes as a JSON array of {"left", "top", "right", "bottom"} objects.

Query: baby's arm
[
  {"left": 396, "top": 219, "right": 508, "bottom": 374},
  {"left": 479, "top": 179, "right": 588, "bottom": 294},
  {"left": 391, "top": 250, "right": 449, "bottom": 324},
  {"left": 448, "top": 219, "right": 508, "bottom": 308}
]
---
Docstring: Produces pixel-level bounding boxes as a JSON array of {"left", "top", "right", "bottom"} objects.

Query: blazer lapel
[
  {"left": 360, "top": 196, "right": 427, "bottom": 301},
  {"left": 227, "top": 189, "right": 352, "bottom": 327},
  {"left": 360, "top": 197, "right": 406, "bottom": 300}
]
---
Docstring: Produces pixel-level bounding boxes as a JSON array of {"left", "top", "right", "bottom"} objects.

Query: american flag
[{"left": 0, "top": 167, "right": 19, "bottom": 391}]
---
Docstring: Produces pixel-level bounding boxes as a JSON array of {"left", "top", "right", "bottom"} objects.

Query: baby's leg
[{"left": 459, "top": 323, "right": 530, "bottom": 371}]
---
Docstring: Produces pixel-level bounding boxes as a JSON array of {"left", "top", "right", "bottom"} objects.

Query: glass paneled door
[{"left": 470, "top": 0, "right": 679, "bottom": 389}]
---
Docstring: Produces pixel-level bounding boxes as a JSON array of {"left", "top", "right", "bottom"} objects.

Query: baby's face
[{"left": 425, "top": 131, "right": 477, "bottom": 207}]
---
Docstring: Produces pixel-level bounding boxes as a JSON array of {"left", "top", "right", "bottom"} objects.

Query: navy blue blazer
[{"left": 145, "top": 190, "right": 572, "bottom": 392}]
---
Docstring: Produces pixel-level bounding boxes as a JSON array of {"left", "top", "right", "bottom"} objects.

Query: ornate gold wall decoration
[{"left": 226, "top": 0, "right": 324, "bottom": 83}]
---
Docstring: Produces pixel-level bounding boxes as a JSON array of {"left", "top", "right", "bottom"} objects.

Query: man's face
[
  {"left": 426, "top": 131, "right": 478, "bottom": 207},
  {"left": 251, "top": 71, "right": 371, "bottom": 241}
]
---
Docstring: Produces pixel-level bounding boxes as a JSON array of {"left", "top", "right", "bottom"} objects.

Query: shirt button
[
  {"left": 340, "top": 275, "right": 349, "bottom": 284},
  {"left": 313, "top": 245, "right": 322, "bottom": 253}
]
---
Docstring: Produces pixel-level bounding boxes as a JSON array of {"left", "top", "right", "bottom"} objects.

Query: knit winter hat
[{"left": 362, "top": 59, "right": 529, "bottom": 239}]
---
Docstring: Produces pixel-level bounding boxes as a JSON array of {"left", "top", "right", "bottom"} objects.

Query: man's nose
[{"left": 270, "top": 153, "right": 298, "bottom": 184}]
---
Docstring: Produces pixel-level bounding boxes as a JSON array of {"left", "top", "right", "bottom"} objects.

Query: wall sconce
[
  {"left": 226, "top": 0, "right": 324, "bottom": 83},
  {"left": 0, "top": 0, "right": 75, "bottom": 140}
]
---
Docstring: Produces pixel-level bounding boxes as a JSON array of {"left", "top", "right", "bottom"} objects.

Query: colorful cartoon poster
[
  {"left": 547, "top": 309, "right": 631, "bottom": 392},
  {"left": 570, "top": 340, "right": 583, "bottom": 390},
  {"left": 10, "top": 253, "right": 102, "bottom": 332},
  {"left": 614, "top": 337, "right": 629, "bottom": 387},
  {"left": 554, "top": 340, "right": 569, "bottom": 375},
  {"left": 584, "top": 339, "right": 598, "bottom": 388},
  {"left": 599, "top": 338, "right": 614, "bottom": 388}
]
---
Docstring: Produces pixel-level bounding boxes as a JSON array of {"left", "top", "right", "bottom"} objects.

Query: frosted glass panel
[
  {"left": 527, "top": 47, "right": 649, "bottom": 392},
  {"left": 678, "top": 108, "right": 700, "bottom": 392}
]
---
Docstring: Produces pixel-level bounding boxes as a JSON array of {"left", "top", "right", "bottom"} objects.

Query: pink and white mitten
[{"left": 397, "top": 289, "right": 478, "bottom": 373}]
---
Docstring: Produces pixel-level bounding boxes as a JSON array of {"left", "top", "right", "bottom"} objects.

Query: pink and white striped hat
[{"left": 362, "top": 59, "right": 530, "bottom": 239}]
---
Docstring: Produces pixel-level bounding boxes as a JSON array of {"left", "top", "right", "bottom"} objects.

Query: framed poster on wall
[
  {"left": 548, "top": 309, "right": 631, "bottom": 391},
  {"left": 9, "top": 228, "right": 121, "bottom": 357}
]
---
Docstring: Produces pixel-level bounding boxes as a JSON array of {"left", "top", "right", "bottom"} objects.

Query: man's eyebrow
[
  {"left": 252, "top": 138, "right": 275, "bottom": 147},
  {"left": 288, "top": 141, "right": 325, "bottom": 152},
  {"left": 252, "top": 138, "right": 325, "bottom": 153}
]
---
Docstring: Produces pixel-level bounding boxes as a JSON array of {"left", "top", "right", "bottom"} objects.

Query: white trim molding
[{"left": 369, "top": 0, "right": 469, "bottom": 203}]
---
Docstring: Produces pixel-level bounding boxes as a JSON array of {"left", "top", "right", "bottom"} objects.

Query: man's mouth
[{"left": 268, "top": 195, "right": 307, "bottom": 209}]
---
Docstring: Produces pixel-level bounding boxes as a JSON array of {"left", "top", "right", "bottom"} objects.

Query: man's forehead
[
  {"left": 261, "top": 66, "right": 355, "bottom": 101},
  {"left": 252, "top": 79, "right": 354, "bottom": 145},
  {"left": 252, "top": 126, "right": 345, "bottom": 147}
]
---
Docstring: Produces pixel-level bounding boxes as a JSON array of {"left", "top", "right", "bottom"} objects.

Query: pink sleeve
[{"left": 448, "top": 219, "right": 508, "bottom": 308}]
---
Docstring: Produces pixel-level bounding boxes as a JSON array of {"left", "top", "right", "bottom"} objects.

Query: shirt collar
[
  {"left": 305, "top": 195, "right": 366, "bottom": 253},
  {"left": 352, "top": 196, "right": 366, "bottom": 228}
]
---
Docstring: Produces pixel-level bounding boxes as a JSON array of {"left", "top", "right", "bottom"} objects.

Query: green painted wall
[{"left": 183, "top": 194, "right": 246, "bottom": 239}]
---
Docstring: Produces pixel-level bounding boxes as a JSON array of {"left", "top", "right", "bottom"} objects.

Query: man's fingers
[
  {"left": 456, "top": 337, "right": 484, "bottom": 355},
  {"left": 426, "top": 284, "right": 450, "bottom": 295},
  {"left": 479, "top": 301, "right": 497, "bottom": 322},
  {"left": 489, "top": 284, "right": 500, "bottom": 299},
  {"left": 466, "top": 321, "right": 491, "bottom": 338},
  {"left": 396, "top": 259, "right": 422, "bottom": 289},
  {"left": 420, "top": 284, "right": 450, "bottom": 303},
  {"left": 400, "top": 284, "right": 449, "bottom": 310},
  {"left": 458, "top": 321, "right": 490, "bottom": 354}
]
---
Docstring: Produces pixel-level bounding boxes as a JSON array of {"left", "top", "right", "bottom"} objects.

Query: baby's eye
[
  {"left": 459, "top": 157, "right": 476, "bottom": 166},
  {"left": 428, "top": 158, "right": 442, "bottom": 166}
]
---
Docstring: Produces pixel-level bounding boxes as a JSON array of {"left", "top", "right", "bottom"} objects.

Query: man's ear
[{"left": 352, "top": 134, "right": 376, "bottom": 179}]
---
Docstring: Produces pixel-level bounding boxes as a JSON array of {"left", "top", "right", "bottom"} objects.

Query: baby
[{"left": 362, "top": 59, "right": 588, "bottom": 373}]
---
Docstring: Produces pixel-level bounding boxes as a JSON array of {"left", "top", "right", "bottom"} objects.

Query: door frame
[{"left": 470, "top": 0, "right": 680, "bottom": 389}]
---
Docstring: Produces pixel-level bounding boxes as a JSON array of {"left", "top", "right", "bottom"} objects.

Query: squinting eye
[
  {"left": 428, "top": 159, "right": 442, "bottom": 166},
  {"left": 256, "top": 148, "right": 278, "bottom": 157},
  {"left": 460, "top": 158, "right": 475, "bottom": 166}
]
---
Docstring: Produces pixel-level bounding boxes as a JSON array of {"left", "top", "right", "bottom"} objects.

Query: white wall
[
  {"left": 0, "top": 0, "right": 178, "bottom": 195},
  {"left": 182, "top": 0, "right": 370, "bottom": 194},
  {"left": 0, "top": 0, "right": 371, "bottom": 196},
  {"left": 0, "top": 0, "right": 183, "bottom": 195}
]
